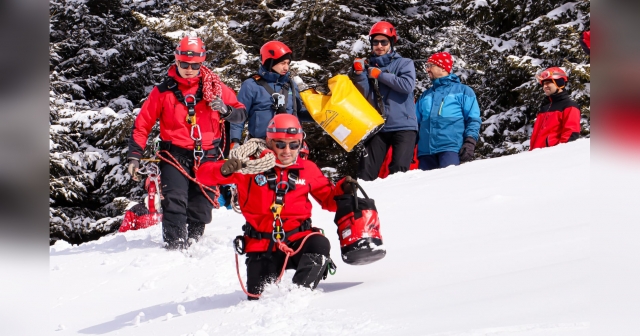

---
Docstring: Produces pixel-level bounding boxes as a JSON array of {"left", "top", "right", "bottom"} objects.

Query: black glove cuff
[{"left": 464, "top": 137, "right": 477, "bottom": 146}]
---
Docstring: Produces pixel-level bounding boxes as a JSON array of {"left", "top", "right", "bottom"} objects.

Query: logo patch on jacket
[
  {"left": 255, "top": 174, "right": 267, "bottom": 186},
  {"left": 295, "top": 178, "right": 306, "bottom": 185}
]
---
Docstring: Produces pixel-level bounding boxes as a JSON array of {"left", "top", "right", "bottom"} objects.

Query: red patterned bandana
[
  {"left": 427, "top": 52, "right": 453, "bottom": 73},
  {"left": 200, "top": 66, "right": 223, "bottom": 102}
]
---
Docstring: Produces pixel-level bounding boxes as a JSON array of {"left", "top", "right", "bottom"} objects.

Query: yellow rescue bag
[{"left": 300, "top": 74, "right": 384, "bottom": 152}]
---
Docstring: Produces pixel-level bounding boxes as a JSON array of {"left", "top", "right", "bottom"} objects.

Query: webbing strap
[
  {"left": 159, "top": 77, "right": 204, "bottom": 119},
  {"left": 370, "top": 78, "right": 387, "bottom": 120},
  {"left": 253, "top": 75, "right": 297, "bottom": 117}
]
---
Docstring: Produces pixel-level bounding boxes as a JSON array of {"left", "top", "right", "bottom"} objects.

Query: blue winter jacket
[
  {"left": 231, "top": 66, "right": 309, "bottom": 140},
  {"left": 415, "top": 73, "right": 482, "bottom": 156},
  {"left": 349, "top": 51, "right": 418, "bottom": 133}
]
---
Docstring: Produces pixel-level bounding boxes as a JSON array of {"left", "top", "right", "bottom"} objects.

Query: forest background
[{"left": 49, "top": 0, "right": 590, "bottom": 243}]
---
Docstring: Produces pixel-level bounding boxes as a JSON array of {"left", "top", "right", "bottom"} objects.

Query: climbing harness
[
  {"left": 252, "top": 75, "right": 298, "bottom": 116},
  {"left": 230, "top": 161, "right": 335, "bottom": 299}
]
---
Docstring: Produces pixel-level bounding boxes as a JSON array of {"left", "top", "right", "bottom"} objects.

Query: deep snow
[{"left": 50, "top": 140, "right": 589, "bottom": 336}]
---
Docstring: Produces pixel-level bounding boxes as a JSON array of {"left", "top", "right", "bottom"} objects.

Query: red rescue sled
[{"left": 119, "top": 163, "right": 163, "bottom": 232}]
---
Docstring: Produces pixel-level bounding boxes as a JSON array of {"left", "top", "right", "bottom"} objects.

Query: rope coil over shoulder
[{"left": 228, "top": 138, "right": 277, "bottom": 174}]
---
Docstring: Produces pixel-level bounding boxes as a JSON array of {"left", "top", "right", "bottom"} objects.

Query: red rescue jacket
[
  {"left": 196, "top": 159, "right": 347, "bottom": 253},
  {"left": 529, "top": 90, "right": 581, "bottom": 150},
  {"left": 128, "top": 65, "right": 245, "bottom": 159}
]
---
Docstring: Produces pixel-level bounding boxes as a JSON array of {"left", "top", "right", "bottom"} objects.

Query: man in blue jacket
[
  {"left": 349, "top": 21, "right": 419, "bottom": 181},
  {"left": 231, "top": 41, "right": 308, "bottom": 145},
  {"left": 415, "top": 52, "right": 482, "bottom": 170}
]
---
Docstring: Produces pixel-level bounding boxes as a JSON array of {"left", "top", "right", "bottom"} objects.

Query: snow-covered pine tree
[{"left": 49, "top": 0, "right": 173, "bottom": 244}]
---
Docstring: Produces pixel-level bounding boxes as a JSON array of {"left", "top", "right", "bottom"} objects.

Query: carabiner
[{"left": 190, "top": 124, "right": 202, "bottom": 141}]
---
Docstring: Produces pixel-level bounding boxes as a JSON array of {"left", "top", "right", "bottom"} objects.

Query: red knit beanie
[{"left": 427, "top": 52, "right": 453, "bottom": 73}]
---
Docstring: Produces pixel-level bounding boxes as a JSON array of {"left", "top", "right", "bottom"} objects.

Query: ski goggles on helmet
[
  {"left": 273, "top": 140, "right": 301, "bottom": 150},
  {"left": 177, "top": 61, "right": 202, "bottom": 70}
]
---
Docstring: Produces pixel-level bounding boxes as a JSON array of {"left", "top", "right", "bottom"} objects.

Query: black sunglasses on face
[
  {"left": 273, "top": 140, "right": 301, "bottom": 150},
  {"left": 178, "top": 61, "right": 202, "bottom": 70},
  {"left": 371, "top": 39, "right": 390, "bottom": 46}
]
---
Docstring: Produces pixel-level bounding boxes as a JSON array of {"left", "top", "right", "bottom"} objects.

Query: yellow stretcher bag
[{"left": 300, "top": 74, "right": 384, "bottom": 152}]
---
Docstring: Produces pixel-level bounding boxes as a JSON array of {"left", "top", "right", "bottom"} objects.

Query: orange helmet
[
  {"left": 536, "top": 67, "right": 568, "bottom": 86},
  {"left": 174, "top": 36, "right": 206, "bottom": 63},
  {"left": 369, "top": 21, "right": 398, "bottom": 43},
  {"left": 266, "top": 114, "right": 303, "bottom": 141},
  {"left": 260, "top": 41, "right": 292, "bottom": 65}
]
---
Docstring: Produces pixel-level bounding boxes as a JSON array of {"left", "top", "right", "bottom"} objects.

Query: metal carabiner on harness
[
  {"left": 190, "top": 124, "right": 204, "bottom": 160},
  {"left": 184, "top": 94, "right": 197, "bottom": 124},
  {"left": 272, "top": 216, "right": 286, "bottom": 242}
]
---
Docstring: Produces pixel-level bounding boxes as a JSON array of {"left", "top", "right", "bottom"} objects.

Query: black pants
[
  {"left": 245, "top": 234, "right": 331, "bottom": 298},
  {"left": 358, "top": 130, "right": 417, "bottom": 181},
  {"left": 160, "top": 154, "right": 217, "bottom": 249}
]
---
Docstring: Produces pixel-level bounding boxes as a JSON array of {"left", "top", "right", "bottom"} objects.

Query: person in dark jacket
[
  {"left": 197, "top": 114, "right": 354, "bottom": 299},
  {"left": 127, "top": 36, "right": 247, "bottom": 250},
  {"left": 415, "top": 52, "right": 481, "bottom": 170},
  {"left": 349, "top": 21, "right": 419, "bottom": 181},
  {"left": 230, "top": 41, "right": 310, "bottom": 147},
  {"left": 529, "top": 67, "right": 581, "bottom": 150}
]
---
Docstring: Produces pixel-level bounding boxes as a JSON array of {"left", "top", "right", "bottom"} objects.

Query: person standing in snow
[
  {"left": 197, "top": 114, "right": 355, "bottom": 299},
  {"left": 127, "top": 36, "right": 247, "bottom": 250},
  {"left": 230, "top": 41, "right": 310, "bottom": 148},
  {"left": 529, "top": 67, "right": 581, "bottom": 150},
  {"left": 349, "top": 21, "right": 419, "bottom": 181},
  {"left": 415, "top": 51, "right": 482, "bottom": 170}
]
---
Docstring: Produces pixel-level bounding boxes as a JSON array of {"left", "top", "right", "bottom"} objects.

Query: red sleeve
[
  {"left": 559, "top": 106, "right": 582, "bottom": 143},
  {"left": 196, "top": 161, "right": 238, "bottom": 186},
  {"left": 127, "top": 88, "right": 162, "bottom": 160},
  {"left": 306, "top": 162, "right": 345, "bottom": 212},
  {"left": 221, "top": 84, "right": 245, "bottom": 109}
]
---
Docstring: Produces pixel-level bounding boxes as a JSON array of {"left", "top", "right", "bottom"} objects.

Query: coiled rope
[{"left": 228, "top": 138, "right": 276, "bottom": 175}]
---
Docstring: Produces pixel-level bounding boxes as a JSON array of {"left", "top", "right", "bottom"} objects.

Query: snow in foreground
[{"left": 50, "top": 140, "right": 589, "bottom": 336}]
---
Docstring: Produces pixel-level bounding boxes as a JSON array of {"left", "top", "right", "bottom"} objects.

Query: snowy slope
[{"left": 50, "top": 140, "right": 590, "bottom": 336}]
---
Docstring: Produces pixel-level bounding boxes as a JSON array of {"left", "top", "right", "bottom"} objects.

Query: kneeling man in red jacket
[{"left": 197, "top": 114, "right": 354, "bottom": 299}]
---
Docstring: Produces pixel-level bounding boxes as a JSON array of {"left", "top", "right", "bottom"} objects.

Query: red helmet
[
  {"left": 369, "top": 21, "right": 398, "bottom": 43},
  {"left": 299, "top": 141, "right": 310, "bottom": 158},
  {"left": 536, "top": 67, "right": 568, "bottom": 85},
  {"left": 266, "top": 114, "right": 304, "bottom": 141},
  {"left": 260, "top": 41, "right": 292, "bottom": 65},
  {"left": 175, "top": 36, "right": 206, "bottom": 63}
]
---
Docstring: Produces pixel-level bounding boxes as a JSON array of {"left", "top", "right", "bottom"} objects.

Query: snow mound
[{"left": 51, "top": 140, "right": 589, "bottom": 335}]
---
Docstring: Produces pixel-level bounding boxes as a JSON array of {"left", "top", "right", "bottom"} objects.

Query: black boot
[
  {"left": 187, "top": 221, "right": 205, "bottom": 242},
  {"left": 292, "top": 253, "right": 329, "bottom": 289}
]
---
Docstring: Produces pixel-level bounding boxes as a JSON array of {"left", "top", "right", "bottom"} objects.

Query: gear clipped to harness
[{"left": 333, "top": 182, "right": 386, "bottom": 265}]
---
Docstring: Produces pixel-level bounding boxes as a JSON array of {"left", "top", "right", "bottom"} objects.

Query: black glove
[
  {"left": 458, "top": 137, "right": 477, "bottom": 163},
  {"left": 341, "top": 176, "right": 357, "bottom": 195},
  {"left": 127, "top": 159, "right": 140, "bottom": 181},
  {"left": 210, "top": 98, "right": 229, "bottom": 117},
  {"left": 220, "top": 158, "right": 243, "bottom": 176}
]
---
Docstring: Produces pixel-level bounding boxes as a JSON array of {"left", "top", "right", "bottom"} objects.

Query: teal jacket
[{"left": 415, "top": 74, "right": 481, "bottom": 156}]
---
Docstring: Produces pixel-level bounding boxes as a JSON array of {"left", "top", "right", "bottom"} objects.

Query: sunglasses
[
  {"left": 178, "top": 61, "right": 202, "bottom": 70},
  {"left": 273, "top": 140, "right": 301, "bottom": 150},
  {"left": 371, "top": 39, "right": 390, "bottom": 46}
]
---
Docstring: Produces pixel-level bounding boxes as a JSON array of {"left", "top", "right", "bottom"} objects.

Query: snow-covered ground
[{"left": 50, "top": 140, "right": 590, "bottom": 336}]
